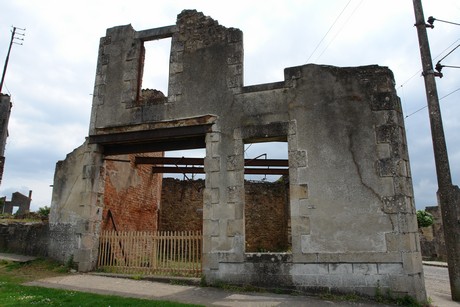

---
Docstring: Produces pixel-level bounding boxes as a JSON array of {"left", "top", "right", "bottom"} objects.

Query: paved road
[{"left": 424, "top": 265, "right": 459, "bottom": 307}]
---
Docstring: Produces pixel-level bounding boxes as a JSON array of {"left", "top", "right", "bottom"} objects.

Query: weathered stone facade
[{"left": 49, "top": 10, "right": 426, "bottom": 300}]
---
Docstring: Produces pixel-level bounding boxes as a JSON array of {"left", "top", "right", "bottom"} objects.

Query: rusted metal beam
[
  {"left": 151, "top": 166, "right": 288, "bottom": 175},
  {"left": 136, "top": 156, "right": 288, "bottom": 167},
  {"left": 103, "top": 138, "right": 205, "bottom": 156}
]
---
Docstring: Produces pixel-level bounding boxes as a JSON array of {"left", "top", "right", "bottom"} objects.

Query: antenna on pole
[{"left": 0, "top": 26, "right": 26, "bottom": 94}]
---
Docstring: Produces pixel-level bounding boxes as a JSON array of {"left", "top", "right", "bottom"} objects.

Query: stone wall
[
  {"left": 49, "top": 9, "right": 426, "bottom": 300},
  {"left": 159, "top": 178, "right": 204, "bottom": 232},
  {"left": 0, "top": 222, "right": 49, "bottom": 256}
]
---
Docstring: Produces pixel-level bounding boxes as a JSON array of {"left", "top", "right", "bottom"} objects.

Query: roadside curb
[{"left": 422, "top": 261, "right": 448, "bottom": 268}]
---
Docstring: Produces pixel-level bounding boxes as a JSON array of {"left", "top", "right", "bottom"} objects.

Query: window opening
[
  {"left": 140, "top": 38, "right": 171, "bottom": 100},
  {"left": 244, "top": 141, "right": 291, "bottom": 253}
]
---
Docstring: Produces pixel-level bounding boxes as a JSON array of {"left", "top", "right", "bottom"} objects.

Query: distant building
[{"left": 1, "top": 191, "right": 32, "bottom": 215}]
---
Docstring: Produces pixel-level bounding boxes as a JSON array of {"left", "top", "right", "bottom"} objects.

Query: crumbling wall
[
  {"left": 159, "top": 178, "right": 204, "bottom": 232},
  {"left": 102, "top": 153, "right": 163, "bottom": 232},
  {"left": 0, "top": 222, "right": 49, "bottom": 256},
  {"left": 49, "top": 9, "right": 426, "bottom": 301},
  {"left": 1, "top": 191, "right": 32, "bottom": 215}
]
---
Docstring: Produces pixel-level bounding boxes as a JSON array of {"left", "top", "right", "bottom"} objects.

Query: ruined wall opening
[
  {"left": 139, "top": 38, "right": 171, "bottom": 101},
  {"left": 101, "top": 152, "right": 164, "bottom": 233},
  {"left": 158, "top": 148, "right": 205, "bottom": 232},
  {"left": 243, "top": 141, "right": 291, "bottom": 253}
]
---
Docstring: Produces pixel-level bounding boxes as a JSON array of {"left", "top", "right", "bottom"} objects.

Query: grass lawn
[{"left": 0, "top": 258, "right": 202, "bottom": 306}]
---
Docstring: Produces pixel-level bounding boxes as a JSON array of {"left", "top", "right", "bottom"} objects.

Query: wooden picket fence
[{"left": 97, "top": 230, "right": 202, "bottom": 277}]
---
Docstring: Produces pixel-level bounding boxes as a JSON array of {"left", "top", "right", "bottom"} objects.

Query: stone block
[
  {"left": 212, "top": 203, "right": 236, "bottom": 220},
  {"left": 291, "top": 184, "right": 308, "bottom": 199},
  {"left": 377, "top": 158, "right": 397, "bottom": 177},
  {"left": 329, "top": 263, "right": 353, "bottom": 275},
  {"left": 382, "top": 194, "right": 411, "bottom": 213},
  {"left": 370, "top": 92, "right": 398, "bottom": 111},
  {"left": 289, "top": 150, "right": 307, "bottom": 168},
  {"left": 292, "top": 216, "right": 310, "bottom": 235},
  {"left": 203, "top": 252, "right": 219, "bottom": 270},
  {"left": 227, "top": 186, "right": 244, "bottom": 203},
  {"left": 226, "top": 219, "right": 243, "bottom": 236},
  {"left": 353, "top": 263, "right": 378, "bottom": 275},
  {"left": 203, "top": 219, "right": 219, "bottom": 237},
  {"left": 375, "top": 124, "right": 397, "bottom": 144},
  {"left": 292, "top": 263, "right": 329, "bottom": 275},
  {"left": 378, "top": 263, "right": 403, "bottom": 275},
  {"left": 386, "top": 232, "right": 417, "bottom": 252},
  {"left": 211, "top": 235, "right": 234, "bottom": 251},
  {"left": 204, "top": 157, "right": 220, "bottom": 172},
  {"left": 292, "top": 253, "right": 318, "bottom": 263},
  {"left": 402, "top": 252, "right": 423, "bottom": 274},
  {"left": 376, "top": 143, "right": 391, "bottom": 159},
  {"left": 398, "top": 213, "right": 418, "bottom": 233}
]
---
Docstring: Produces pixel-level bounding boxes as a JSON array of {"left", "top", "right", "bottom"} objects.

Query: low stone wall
[{"left": 0, "top": 221, "right": 49, "bottom": 256}]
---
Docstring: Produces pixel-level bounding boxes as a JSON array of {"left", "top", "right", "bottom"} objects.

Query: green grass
[{"left": 0, "top": 258, "right": 202, "bottom": 306}]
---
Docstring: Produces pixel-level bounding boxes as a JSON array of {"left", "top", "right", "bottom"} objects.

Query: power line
[
  {"left": 306, "top": 0, "right": 353, "bottom": 63},
  {"left": 315, "top": 0, "right": 364, "bottom": 61},
  {"left": 405, "top": 87, "right": 460, "bottom": 119},
  {"left": 398, "top": 38, "right": 460, "bottom": 88}
]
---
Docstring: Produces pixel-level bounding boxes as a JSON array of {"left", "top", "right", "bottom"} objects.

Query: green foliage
[
  {"left": 37, "top": 206, "right": 50, "bottom": 218},
  {"left": 417, "top": 210, "right": 434, "bottom": 228}
]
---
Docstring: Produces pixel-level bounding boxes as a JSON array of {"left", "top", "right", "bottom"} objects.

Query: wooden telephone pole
[
  {"left": 0, "top": 26, "right": 25, "bottom": 94},
  {"left": 413, "top": 0, "right": 460, "bottom": 301}
]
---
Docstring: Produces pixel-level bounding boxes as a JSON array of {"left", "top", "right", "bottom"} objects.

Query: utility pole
[
  {"left": 0, "top": 26, "right": 25, "bottom": 94},
  {"left": 413, "top": 0, "right": 460, "bottom": 301}
]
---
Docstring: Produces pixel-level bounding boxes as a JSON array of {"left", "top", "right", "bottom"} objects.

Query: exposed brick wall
[
  {"left": 159, "top": 177, "right": 289, "bottom": 252},
  {"left": 101, "top": 152, "right": 163, "bottom": 232}
]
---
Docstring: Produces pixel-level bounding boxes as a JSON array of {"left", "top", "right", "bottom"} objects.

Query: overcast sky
[{"left": 0, "top": 0, "right": 459, "bottom": 211}]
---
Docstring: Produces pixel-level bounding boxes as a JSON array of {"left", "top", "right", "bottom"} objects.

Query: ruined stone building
[
  {"left": 1, "top": 191, "right": 32, "bottom": 215},
  {"left": 49, "top": 10, "right": 426, "bottom": 300},
  {"left": 0, "top": 94, "right": 12, "bottom": 185}
]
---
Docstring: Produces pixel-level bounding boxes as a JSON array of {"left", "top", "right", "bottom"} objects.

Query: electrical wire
[
  {"left": 315, "top": 0, "right": 364, "bottom": 61},
  {"left": 405, "top": 87, "right": 460, "bottom": 119},
  {"left": 306, "top": 0, "right": 353, "bottom": 63}
]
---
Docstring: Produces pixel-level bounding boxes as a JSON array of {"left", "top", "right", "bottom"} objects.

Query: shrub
[
  {"left": 417, "top": 210, "right": 434, "bottom": 228},
  {"left": 37, "top": 206, "right": 50, "bottom": 218}
]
